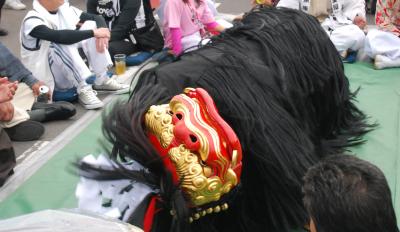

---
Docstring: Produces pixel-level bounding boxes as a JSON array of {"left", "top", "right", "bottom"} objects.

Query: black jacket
[{"left": 87, "top": 0, "right": 154, "bottom": 42}]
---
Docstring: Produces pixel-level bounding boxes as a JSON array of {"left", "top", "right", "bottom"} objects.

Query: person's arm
[
  {"left": 375, "top": 0, "right": 400, "bottom": 36},
  {"left": 0, "top": 42, "right": 38, "bottom": 87},
  {"left": 343, "top": 0, "right": 366, "bottom": 21},
  {"left": 110, "top": 0, "right": 141, "bottom": 41},
  {"left": 30, "top": 25, "right": 94, "bottom": 45},
  {"left": 80, "top": 12, "right": 108, "bottom": 28},
  {"left": 170, "top": 27, "right": 182, "bottom": 55},
  {"left": 205, "top": 21, "right": 224, "bottom": 32}
]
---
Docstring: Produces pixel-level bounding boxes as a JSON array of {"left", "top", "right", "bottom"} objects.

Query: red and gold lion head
[{"left": 145, "top": 88, "right": 242, "bottom": 207}]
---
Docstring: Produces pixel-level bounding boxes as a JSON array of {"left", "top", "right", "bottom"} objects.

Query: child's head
[{"left": 303, "top": 154, "right": 399, "bottom": 232}]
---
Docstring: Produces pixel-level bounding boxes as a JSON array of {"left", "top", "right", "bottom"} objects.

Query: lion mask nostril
[{"left": 189, "top": 134, "right": 197, "bottom": 143}]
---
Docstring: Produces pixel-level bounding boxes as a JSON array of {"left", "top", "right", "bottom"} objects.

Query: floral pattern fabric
[{"left": 376, "top": 0, "right": 400, "bottom": 36}]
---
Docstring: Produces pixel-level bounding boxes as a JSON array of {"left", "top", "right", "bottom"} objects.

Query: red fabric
[{"left": 143, "top": 196, "right": 159, "bottom": 232}]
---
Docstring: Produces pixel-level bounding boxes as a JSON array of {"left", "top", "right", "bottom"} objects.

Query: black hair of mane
[{"left": 80, "top": 7, "right": 373, "bottom": 232}]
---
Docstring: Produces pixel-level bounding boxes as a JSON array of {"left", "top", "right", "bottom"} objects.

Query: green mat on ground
[{"left": 0, "top": 62, "right": 399, "bottom": 227}]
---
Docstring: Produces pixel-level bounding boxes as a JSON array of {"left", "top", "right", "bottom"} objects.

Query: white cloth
[
  {"left": 0, "top": 83, "right": 33, "bottom": 128},
  {"left": 20, "top": 0, "right": 112, "bottom": 93},
  {"left": 365, "top": 29, "right": 400, "bottom": 60},
  {"left": 76, "top": 154, "right": 156, "bottom": 222},
  {"left": 325, "top": 24, "right": 365, "bottom": 53}
]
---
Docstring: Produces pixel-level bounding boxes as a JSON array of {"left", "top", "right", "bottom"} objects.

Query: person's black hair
[{"left": 303, "top": 154, "right": 399, "bottom": 232}]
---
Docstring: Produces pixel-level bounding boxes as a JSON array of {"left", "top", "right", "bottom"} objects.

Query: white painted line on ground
[{"left": 16, "top": 141, "right": 49, "bottom": 163}]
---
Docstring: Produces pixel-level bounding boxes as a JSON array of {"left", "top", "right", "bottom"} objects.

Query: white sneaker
[
  {"left": 79, "top": 86, "right": 104, "bottom": 110},
  {"left": 93, "top": 78, "right": 130, "bottom": 94},
  {"left": 374, "top": 55, "right": 400, "bottom": 70},
  {"left": 4, "top": 0, "right": 26, "bottom": 10}
]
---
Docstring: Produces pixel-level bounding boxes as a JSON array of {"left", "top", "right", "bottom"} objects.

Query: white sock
[
  {"left": 375, "top": 55, "right": 400, "bottom": 70},
  {"left": 94, "top": 72, "right": 109, "bottom": 85},
  {"left": 78, "top": 81, "right": 90, "bottom": 93}
]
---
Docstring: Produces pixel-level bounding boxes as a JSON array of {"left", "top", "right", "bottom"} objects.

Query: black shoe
[
  {"left": 0, "top": 28, "right": 8, "bottom": 36},
  {"left": 5, "top": 120, "right": 45, "bottom": 141},
  {"left": 31, "top": 101, "right": 76, "bottom": 122}
]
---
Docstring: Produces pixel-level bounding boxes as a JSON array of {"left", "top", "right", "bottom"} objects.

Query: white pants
[
  {"left": 181, "top": 32, "right": 202, "bottom": 52},
  {"left": 325, "top": 24, "right": 365, "bottom": 53},
  {"left": 181, "top": 31, "right": 211, "bottom": 53},
  {"left": 48, "top": 21, "right": 112, "bottom": 91},
  {"left": 365, "top": 29, "right": 400, "bottom": 60}
]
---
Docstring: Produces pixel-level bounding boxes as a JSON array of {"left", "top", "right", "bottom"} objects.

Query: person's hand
[
  {"left": 354, "top": 15, "right": 366, "bottom": 30},
  {"left": 31, "top": 81, "right": 51, "bottom": 99},
  {"left": 95, "top": 37, "right": 109, "bottom": 53},
  {"left": 93, "top": 28, "right": 110, "bottom": 39},
  {"left": 0, "top": 77, "right": 18, "bottom": 103},
  {"left": 0, "top": 102, "right": 14, "bottom": 122},
  {"left": 234, "top": 14, "right": 244, "bottom": 21}
]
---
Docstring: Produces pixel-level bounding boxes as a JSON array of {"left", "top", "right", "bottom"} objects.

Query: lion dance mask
[{"left": 78, "top": 7, "right": 371, "bottom": 232}]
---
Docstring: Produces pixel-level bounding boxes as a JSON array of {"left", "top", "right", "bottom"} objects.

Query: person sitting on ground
[
  {"left": 303, "top": 154, "right": 399, "bottom": 232},
  {"left": 87, "top": 0, "right": 164, "bottom": 61},
  {"left": 0, "top": 42, "right": 76, "bottom": 141},
  {"left": 0, "top": 81, "right": 16, "bottom": 187},
  {"left": 277, "top": 0, "right": 367, "bottom": 63},
  {"left": 163, "top": 0, "right": 225, "bottom": 56},
  {"left": 365, "top": 0, "right": 400, "bottom": 69},
  {"left": 20, "top": 0, "right": 129, "bottom": 110}
]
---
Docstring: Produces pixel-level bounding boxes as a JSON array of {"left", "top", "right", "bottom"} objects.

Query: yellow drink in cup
[{"left": 114, "top": 54, "right": 126, "bottom": 75}]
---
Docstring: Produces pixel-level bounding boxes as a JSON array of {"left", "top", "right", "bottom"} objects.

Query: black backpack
[{"left": 128, "top": 0, "right": 164, "bottom": 52}]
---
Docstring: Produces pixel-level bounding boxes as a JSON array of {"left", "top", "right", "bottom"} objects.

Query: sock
[
  {"left": 78, "top": 81, "right": 89, "bottom": 93},
  {"left": 94, "top": 72, "right": 109, "bottom": 85}
]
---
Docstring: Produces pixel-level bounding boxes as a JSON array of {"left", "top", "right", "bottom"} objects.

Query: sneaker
[
  {"left": 92, "top": 78, "right": 130, "bottom": 94},
  {"left": 4, "top": 120, "right": 45, "bottom": 141},
  {"left": 4, "top": 0, "right": 26, "bottom": 10},
  {"left": 78, "top": 86, "right": 104, "bottom": 110}
]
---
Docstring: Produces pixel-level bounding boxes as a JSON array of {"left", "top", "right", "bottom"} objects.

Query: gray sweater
[{"left": 0, "top": 42, "right": 38, "bottom": 87}]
